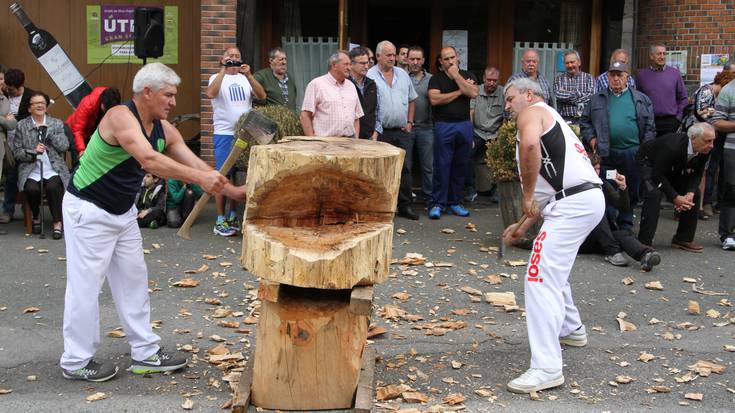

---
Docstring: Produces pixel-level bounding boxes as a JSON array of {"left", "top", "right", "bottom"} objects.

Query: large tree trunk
[
  {"left": 250, "top": 287, "right": 368, "bottom": 411},
  {"left": 241, "top": 136, "right": 404, "bottom": 289}
]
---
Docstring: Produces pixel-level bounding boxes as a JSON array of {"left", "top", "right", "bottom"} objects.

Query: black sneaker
[
  {"left": 129, "top": 348, "right": 188, "bottom": 374},
  {"left": 640, "top": 250, "right": 661, "bottom": 272},
  {"left": 62, "top": 359, "right": 119, "bottom": 382}
]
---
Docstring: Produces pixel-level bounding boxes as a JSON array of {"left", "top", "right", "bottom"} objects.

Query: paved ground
[{"left": 0, "top": 197, "right": 733, "bottom": 412}]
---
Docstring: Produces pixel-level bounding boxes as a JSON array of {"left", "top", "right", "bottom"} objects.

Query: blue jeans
[
  {"left": 413, "top": 127, "right": 433, "bottom": 203},
  {"left": 601, "top": 146, "right": 640, "bottom": 230},
  {"left": 432, "top": 121, "right": 473, "bottom": 207}
]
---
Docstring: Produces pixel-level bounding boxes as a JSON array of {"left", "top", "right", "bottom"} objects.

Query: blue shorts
[{"left": 213, "top": 134, "right": 235, "bottom": 172}]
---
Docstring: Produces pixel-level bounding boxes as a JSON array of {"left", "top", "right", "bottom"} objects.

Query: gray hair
[
  {"left": 649, "top": 43, "right": 666, "bottom": 54},
  {"left": 375, "top": 40, "right": 395, "bottom": 57},
  {"left": 687, "top": 122, "right": 715, "bottom": 139},
  {"left": 506, "top": 78, "right": 545, "bottom": 99},
  {"left": 223, "top": 46, "right": 240, "bottom": 58},
  {"left": 484, "top": 66, "right": 500, "bottom": 76},
  {"left": 328, "top": 50, "right": 348, "bottom": 69},
  {"left": 268, "top": 47, "right": 285, "bottom": 60},
  {"left": 132, "top": 63, "right": 181, "bottom": 94},
  {"left": 724, "top": 61, "right": 734, "bottom": 71},
  {"left": 610, "top": 48, "right": 629, "bottom": 64},
  {"left": 564, "top": 50, "right": 581, "bottom": 61}
]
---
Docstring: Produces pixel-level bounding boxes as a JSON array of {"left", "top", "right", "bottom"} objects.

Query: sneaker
[
  {"left": 149, "top": 220, "right": 159, "bottom": 229},
  {"left": 62, "top": 359, "right": 119, "bottom": 382},
  {"left": 640, "top": 250, "right": 661, "bottom": 271},
  {"left": 0, "top": 212, "right": 11, "bottom": 224},
  {"left": 604, "top": 252, "right": 628, "bottom": 266},
  {"left": 448, "top": 204, "right": 470, "bottom": 217},
  {"left": 213, "top": 221, "right": 236, "bottom": 237},
  {"left": 464, "top": 191, "right": 478, "bottom": 203},
  {"left": 507, "top": 368, "right": 564, "bottom": 394},
  {"left": 722, "top": 237, "right": 735, "bottom": 251},
  {"left": 559, "top": 325, "right": 587, "bottom": 347},
  {"left": 428, "top": 206, "right": 442, "bottom": 220},
  {"left": 227, "top": 215, "right": 240, "bottom": 231},
  {"left": 129, "top": 348, "right": 188, "bottom": 375}
]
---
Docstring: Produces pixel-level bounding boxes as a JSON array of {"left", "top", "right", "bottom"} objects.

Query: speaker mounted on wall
[{"left": 134, "top": 7, "right": 164, "bottom": 61}]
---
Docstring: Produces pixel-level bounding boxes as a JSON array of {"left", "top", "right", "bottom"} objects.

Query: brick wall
[
  {"left": 636, "top": 0, "right": 735, "bottom": 89},
  {"left": 200, "top": 0, "right": 237, "bottom": 165}
]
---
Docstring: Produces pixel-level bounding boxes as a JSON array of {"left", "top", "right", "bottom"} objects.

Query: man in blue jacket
[{"left": 580, "top": 61, "right": 656, "bottom": 232}]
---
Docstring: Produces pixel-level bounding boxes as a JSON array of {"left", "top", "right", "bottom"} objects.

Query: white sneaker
[
  {"left": 507, "top": 368, "right": 564, "bottom": 393},
  {"left": 559, "top": 325, "right": 587, "bottom": 347},
  {"left": 722, "top": 237, "right": 735, "bottom": 251}
]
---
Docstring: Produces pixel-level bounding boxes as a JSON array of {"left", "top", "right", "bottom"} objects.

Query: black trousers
[
  {"left": 638, "top": 179, "right": 699, "bottom": 245},
  {"left": 24, "top": 176, "right": 64, "bottom": 222},
  {"left": 655, "top": 115, "right": 680, "bottom": 137},
  {"left": 138, "top": 208, "right": 165, "bottom": 228},
  {"left": 378, "top": 128, "right": 413, "bottom": 208},
  {"left": 166, "top": 189, "right": 198, "bottom": 228},
  {"left": 580, "top": 218, "right": 651, "bottom": 261}
]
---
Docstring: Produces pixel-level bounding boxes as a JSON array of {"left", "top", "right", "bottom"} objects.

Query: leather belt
[{"left": 554, "top": 182, "right": 601, "bottom": 201}]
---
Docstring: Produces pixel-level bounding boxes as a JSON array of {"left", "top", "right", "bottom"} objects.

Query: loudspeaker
[{"left": 134, "top": 7, "right": 164, "bottom": 60}]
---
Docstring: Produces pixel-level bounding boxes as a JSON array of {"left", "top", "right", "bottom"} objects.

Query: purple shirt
[{"left": 635, "top": 66, "right": 688, "bottom": 119}]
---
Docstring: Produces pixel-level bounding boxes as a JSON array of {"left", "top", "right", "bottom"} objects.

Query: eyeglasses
[{"left": 352, "top": 60, "right": 369, "bottom": 66}]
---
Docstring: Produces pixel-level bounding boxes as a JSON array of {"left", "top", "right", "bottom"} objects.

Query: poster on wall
[
  {"left": 665, "top": 50, "right": 687, "bottom": 77},
  {"left": 86, "top": 5, "right": 178, "bottom": 64},
  {"left": 700, "top": 53, "right": 729, "bottom": 86},
  {"left": 441, "top": 30, "right": 468, "bottom": 71}
]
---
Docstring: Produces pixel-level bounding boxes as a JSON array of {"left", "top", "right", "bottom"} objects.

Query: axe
[
  {"left": 497, "top": 200, "right": 539, "bottom": 261},
  {"left": 177, "top": 111, "right": 277, "bottom": 240}
]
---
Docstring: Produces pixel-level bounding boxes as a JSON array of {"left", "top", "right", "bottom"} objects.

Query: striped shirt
[
  {"left": 554, "top": 71, "right": 595, "bottom": 119},
  {"left": 710, "top": 80, "right": 735, "bottom": 149},
  {"left": 507, "top": 71, "right": 555, "bottom": 109}
]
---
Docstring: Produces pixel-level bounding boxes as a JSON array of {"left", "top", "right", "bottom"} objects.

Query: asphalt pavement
[{"left": 0, "top": 197, "right": 733, "bottom": 412}]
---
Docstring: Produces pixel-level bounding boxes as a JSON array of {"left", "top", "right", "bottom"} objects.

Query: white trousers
[
  {"left": 60, "top": 192, "right": 160, "bottom": 370},
  {"left": 524, "top": 188, "right": 604, "bottom": 370}
]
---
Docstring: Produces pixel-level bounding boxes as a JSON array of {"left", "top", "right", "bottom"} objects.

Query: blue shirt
[{"left": 367, "top": 65, "right": 417, "bottom": 132}]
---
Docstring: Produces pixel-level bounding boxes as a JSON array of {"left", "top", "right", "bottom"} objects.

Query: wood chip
[
  {"left": 212, "top": 308, "right": 233, "bottom": 318},
  {"left": 172, "top": 278, "right": 199, "bottom": 288},
  {"left": 184, "top": 264, "right": 209, "bottom": 274},
  {"left": 209, "top": 334, "right": 226, "bottom": 342},
  {"left": 0, "top": 389, "right": 12, "bottom": 395},
  {"left": 367, "top": 325, "right": 388, "bottom": 338},
  {"left": 85, "top": 392, "right": 108, "bottom": 402},
  {"left": 622, "top": 277, "right": 635, "bottom": 285},
  {"left": 442, "top": 393, "right": 466, "bottom": 405},
  {"left": 451, "top": 360, "right": 462, "bottom": 369},
  {"left": 202, "top": 254, "right": 218, "bottom": 260},
  {"left": 207, "top": 343, "right": 230, "bottom": 356},
  {"left": 22, "top": 307, "right": 40, "bottom": 314},
  {"left": 460, "top": 286, "right": 483, "bottom": 296},
  {"left": 684, "top": 393, "right": 703, "bottom": 401},
  {"left": 645, "top": 385, "right": 671, "bottom": 394},
  {"left": 182, "top": 398, "right": 195, "bottom": 410},
  {"left": 689, "top": 360, "right": 726, "bottom": 375},
  {"left": 644, "top": 281, "right": 663, "bottom": 290},
  {"left": 615, "top": 375, "right": 634, "bottom": 384},
  {"left": 682, "top": 277, "right": 697, "bottom": 283},
  {"left": 402, "top": 391, "right": 429, "bottom": 403},
  {"left": 706, "top": 309, "right": 721, "bottom": 318},
  {"left": 504, "top": 259, "right": 527, "bottom": 267},
  {"left": 484, "top": 292, "right": 516, "bottom": 307},
  {"left": 376, "top": 384, "right": 412, "bottom": 401},
  {"left": 396, "top": 228, "right": 407, "bottom": 234},
  {"left": 392, "top": 292, "right": 411, "bottom": 301},
  {"left": 399, "top": 253, "right": 427, "bottom": 266},
  {"left": 617, "top": 318, "right": 637, "bottom": 332},
  {"left": 638, "top": 352, "right": 655, "bottom": 362},
  {"left": 106, "top": 328, "right": 126, "bottom": 338},
  {"left": 483, "top": 274, "right": 503, "bottom": 285},
  {"left": 688, "top": 300, "right": 701, "bottom": 315},
  {"left": 441, "top": 228, "right": 455, "bottom": 234}
]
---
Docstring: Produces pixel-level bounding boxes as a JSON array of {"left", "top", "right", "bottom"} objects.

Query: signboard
[
  {"left": 86, "top": 5, "right": 178, "bottom": 64},
  {"left": 442, "top": 30, "right": 468, "bottom": 71},
  {"left": 700, "top": 53, "right": 729, "bottom": 86},
  {"left": 665, "top": 50, "right": 687, "bottom": 76}
]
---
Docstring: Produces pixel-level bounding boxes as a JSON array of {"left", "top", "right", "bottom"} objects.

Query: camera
[{"left": 223, "top": 59, "right": 243, "bottom": 67}]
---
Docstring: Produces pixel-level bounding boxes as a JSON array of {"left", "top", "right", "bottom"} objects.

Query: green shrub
[
  {"left": 485, "top": 121, "right": 519, "bottom": 183},
  {"left": 234, "top": 105, "right": 304, "bottom": 171}
]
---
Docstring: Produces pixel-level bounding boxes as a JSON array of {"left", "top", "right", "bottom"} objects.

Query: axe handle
[{"left": 176, "top": 139, "right": 249, "bottom": 240}]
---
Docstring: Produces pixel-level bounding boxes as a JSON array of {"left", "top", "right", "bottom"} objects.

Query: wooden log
[
  {"left": 241, "top": 136, "right": 404, "bottom": 289},
  {"left": 496, "top": 180, "right": 542, "bottom": 248},
  {"left": 349, "top": 285, "right": 374, "bottom": 316},
  {"left": 352, "top": 346, "right": 377, "bottom": 413},
  {"left": 231, "top": 357, "right": 253, "bottom": 413},
  {"left": 257, "top": 279, "right": 281, "bottom": 303},
  {"left": 251, "top": 287, "right": 369, "bottom": 411}
]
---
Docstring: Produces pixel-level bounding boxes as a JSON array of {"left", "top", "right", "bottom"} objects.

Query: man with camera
[{"left": 206, "top": 47, "right": 266, "bottom": 237}]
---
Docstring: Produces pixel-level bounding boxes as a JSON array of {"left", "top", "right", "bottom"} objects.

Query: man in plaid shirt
[
  {"left": 595, "top": 49, "right": 636, "bottom": 93},
  {"left": 508, "top": 50, "right": 556, "bottom": 109},
  {"left": 554, "top": 50, "right": 594, "bottom": 123}
]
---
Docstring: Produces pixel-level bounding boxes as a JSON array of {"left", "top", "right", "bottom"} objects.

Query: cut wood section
[
  {"left": 257, "top": 279, "right": 281, "bottom": 303},
  {"left": 231, "top": 357, "right": 253, "bottom": 413},
  {"left": 349, "top": 285, "right": 374, "bottom": 316},
  {"left": 251, "top": 287, "right": 369, "bottom": 411},
  {"left": 242, "top": 136, "right": 404, "bottom": 289},
  {"left": 353, "top": 346, "right": 377, "bottom": 413}
]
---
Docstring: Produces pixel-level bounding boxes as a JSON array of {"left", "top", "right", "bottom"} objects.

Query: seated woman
[
  {"left": 166, "top": 178, "right": 203, "bottom": 228},
  {"left": 135, "top": 173, "right": 166, "bottom": 229},
  {"left": 579, "top": 152, "right": 661, "bottom": 271},
  {"left": 11, "top": 91, "right": 69, "bottom": 239}
]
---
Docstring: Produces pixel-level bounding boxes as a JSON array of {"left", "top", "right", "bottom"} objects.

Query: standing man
[
  {"left": 508, "top": 50, "right": 555, "bottom": 109},
  {"left": 0, "top": 68, "right": 35, "bottom": 224},
  {"left": 427, "top": 46, "right": 479, "bottom": 219},
  {"left": 636, "top": 44, "right": 688, "bottom": 136},
  {"left": 580, "top": 60, "right": 656, "bottom": 231},
  {"left": 595, "top": 49, "right": 636, "bottom": 93},
  {"left": 408, "top": 46, "right": 434, "bottom": 205},
  {"left": 637, "top": 123, "right": 715, "bottom": 251},
  {"left": 301, "top": 51, "right": 363, "bottom": 137},
  {"left": 397, "top": 44, "right": 410, "bottom": 71},
  {"left": 711, "top": 77, "right": 735, "bottom": 250},
  {"left": 554, "top": 50, "right": 595, "bottom": 123},
  {"left": 348, "top": 47, "right": 378, "bottom": 140},
  {"left": 206, "top": 46, "right": 266, "bottom": 237},
  {"left": 60, "top": 63, "right": 244, "bottom": 382},
  {"left": 502, "top": 78, "right": 604, "bottom": 394},
  {"left": 367, "top": 40, "right": 419, "bottom": 220},
  {"left": 253, "top": 47, "right": 298, "bottom": 114},
  {"left": 467, "top": 66, "right": 504, "bottom": 201}
]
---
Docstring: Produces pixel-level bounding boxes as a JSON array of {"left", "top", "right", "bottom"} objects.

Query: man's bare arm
[
  {"left": 300, "top": 111, "right": 315, "bottom": 136},
  {"left": 713, "top": 119, "right": 735, "bottom": 133},
  {"left": 517, "top": 107, "right": 544, "bottom": 201},
  {"left": 454, "top": 76, "right": 479, "bottom": 98}
]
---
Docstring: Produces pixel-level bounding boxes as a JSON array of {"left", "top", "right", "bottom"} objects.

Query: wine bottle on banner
[{"left": 10, "top": 3, "right": 92, "bottom": 109}]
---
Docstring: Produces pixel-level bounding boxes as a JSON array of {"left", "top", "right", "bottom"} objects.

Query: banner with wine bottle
[{"left": 86, "top": 5, "right": 179, "bottom": 64}]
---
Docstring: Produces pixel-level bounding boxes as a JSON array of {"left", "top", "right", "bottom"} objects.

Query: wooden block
[
  {"left": 349, "top": 285, "right": 374, "bottom": 315},
  {"left": 231, "top": 357, "right": 253, "bottom": 413},
  {"left": 256, "top": 280, "right": 281, "bottom": 303},
  {"left": 352, "top": 347, "right": 376, "bottom": 413},
  {"left": 241, "top": 137, "right": 404, "bottom": 289}
]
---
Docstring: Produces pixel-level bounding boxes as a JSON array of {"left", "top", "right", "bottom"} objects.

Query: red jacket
[{"left": 65, "top": 86, "right": 106, "bottom": 153}]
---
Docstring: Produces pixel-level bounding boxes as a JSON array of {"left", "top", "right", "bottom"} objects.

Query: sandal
[{"left": 52, "top": 228, "right": 63, "bottom": 240}]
